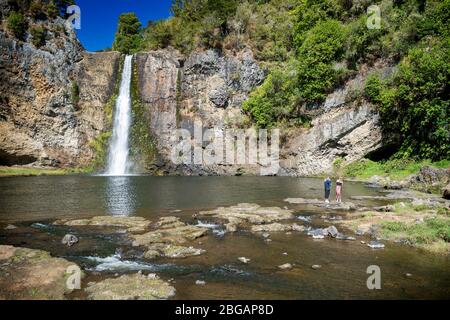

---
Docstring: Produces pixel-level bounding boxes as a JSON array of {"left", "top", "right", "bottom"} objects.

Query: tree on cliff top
[{"left": 112, "top": 12, "right": 142, "bottom": 54}]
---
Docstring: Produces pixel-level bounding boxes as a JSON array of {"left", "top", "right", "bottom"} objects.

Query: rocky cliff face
[
  {"left": 0, "top": 16, "right": 120, "bottom": 168},
  {"left": 136, "top": 47, "right": 385, "bottom": 176},
  {"left": 0, "top": 10, "right": 385, "bottom": 175},
  {"left": 279, "top": 64, "right": 394, "bottom": 176},
  {"left": 136, "top": 48, "right": 266, "bottom": 175}
]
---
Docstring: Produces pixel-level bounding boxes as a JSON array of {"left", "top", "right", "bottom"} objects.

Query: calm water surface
[{"left": 0, "top": 176, "right": 449, "bottom": 299}]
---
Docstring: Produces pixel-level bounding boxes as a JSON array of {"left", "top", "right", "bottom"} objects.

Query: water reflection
[{"left": 105, "top": 176, "right": 136, "bottom": 216}]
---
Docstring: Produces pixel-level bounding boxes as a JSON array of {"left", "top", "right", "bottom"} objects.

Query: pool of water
[{"left": 0, "top": 175, "right": 449, "bottom": 299}]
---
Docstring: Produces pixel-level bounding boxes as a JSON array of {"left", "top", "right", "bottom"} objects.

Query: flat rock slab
[
  {"left": 352, "top": 189, "right": 449, "bottom": 203},
  {"left": 0, "top": 245, "right": 81, "bottom": 300},
  {"left": 284, "top": 198, "right": 324, "bottom": 205},
  {"left": 130, "top": 217, "right": 208, "bottom": 259},
  {"left": 143, "top": 243, "right": 205, "bottom": 259},
  {"left": 251, "top": 223, "right": 305, "bottom": 233},
  {"left": 198, "top": 203, "right": 294, "bottom": 232},
  {"left": 54, "top": 216, "right": 151, "bottom": 234},
  {"left": 284, "top": 198, "right": 356, "bottom": 210},
  {"left": 85, "top": 273, "right": 175, "bottom": 300}
]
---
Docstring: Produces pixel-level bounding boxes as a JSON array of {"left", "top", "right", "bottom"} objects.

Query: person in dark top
[
  {"left": 324, "top": 177, "right": 332, "bottom": 203},
  {"left": 336, "top": 177, "right": 344, "bottom": 203}
]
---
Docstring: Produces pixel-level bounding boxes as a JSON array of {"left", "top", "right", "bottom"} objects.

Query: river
[{"left": 0, "top": 175, "right": 449, "bottom": 299}]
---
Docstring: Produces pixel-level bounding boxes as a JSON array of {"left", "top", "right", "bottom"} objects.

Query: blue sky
[{"left": 74, "top": 0, "right": 173, "bottom": 52}]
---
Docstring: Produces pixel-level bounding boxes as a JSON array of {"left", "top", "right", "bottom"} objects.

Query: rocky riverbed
[{"left": 0, "top": 176, "right": 449, "bottom": 300}]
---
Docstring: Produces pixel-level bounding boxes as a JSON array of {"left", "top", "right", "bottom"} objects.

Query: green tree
[
  {"left": 296, "top": 19, "right": 347, "bottom": 104},
  {"left": 367, "top": 39, "right": 450, "bottom": 160},
  {"left": 7, "top": 11, "right": 28, "bottom": 40},
  {"left": 112, "top": 13, "right": 142, "bottom": 54},
  {"left": 30, "top": 25, "right": 47, "bottom": 47}
]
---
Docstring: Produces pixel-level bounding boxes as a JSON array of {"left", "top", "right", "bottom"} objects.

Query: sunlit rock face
[
  {"left": 0, "top": 6, "right": 384, "bottom": 175},
  {"left": 278, "top": 64, "right": 393, "bottom": 176},
  {"left": 135, "top": 47, "right": 385, "bottom": 176},
  {"left": 280, "top": 102, "right": 383, "bottom": 176},
  {"left": 135, "top": 48, "right": 266, "bottom": 175},
  {"left": 0, "top": 13, "right": 120, "bottom": 168}
]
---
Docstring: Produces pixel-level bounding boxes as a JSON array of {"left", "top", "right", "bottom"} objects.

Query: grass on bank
[
  {"left": 339, "top": 202, "right": 450, "bottom": 254},
  {"left": 342, "top": 158, "right": 450, "bottom": 181},
  {"left": 0, "top": 166, "right": 90, "bottom": 177},
  {"left": 380, "top": 217, "right": 450, "bottom": 254}
]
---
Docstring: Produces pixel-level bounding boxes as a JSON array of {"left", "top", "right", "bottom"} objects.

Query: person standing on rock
[
  {"left": 336, "top": 177, "right": 344, "bottom": 203},
  {"left": 324, "top": 177, "right": 332, "bottom": 203}
]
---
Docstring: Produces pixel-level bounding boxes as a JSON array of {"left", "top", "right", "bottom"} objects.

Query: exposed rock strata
[
  {"left": 0, "top": 16, "right": 120, "bottom": 167},
  {"left": 135, "top": 47, "right": 386, "bottom": 176}
]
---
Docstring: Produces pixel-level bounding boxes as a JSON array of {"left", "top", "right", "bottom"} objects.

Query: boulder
[
  {"left": 61, "top": 234, "right": 79, "bottom": 247},
  {"left": 209, "top": 86, "right": 229, "bottom": 108},
  {"left": 324, "top": 226, "right": 339, "bottom": 238},
  {"left": 416, "top": 166, "right": 449, "bottom": 185}
]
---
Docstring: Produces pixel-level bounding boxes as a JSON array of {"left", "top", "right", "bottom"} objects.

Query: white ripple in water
[
  {"left": 195, "top": 220, "right": 226, "bottom": 237},
  {"left": 84, "top": 254, "right": 172, "bottom": 272}
]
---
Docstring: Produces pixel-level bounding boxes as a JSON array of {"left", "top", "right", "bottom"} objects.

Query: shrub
[
  {"left": 7, "top": 11, "right": 28, "bottom": 40},
  {"left": 30, "top": 25, "right": 46, "bottom": 47},
  {"left": 296, "top": 19, "right": 347, "bottom": 105},
  {"left": 71, "top": 81, "right": 80, "bottom": 108},
  {"left": 364, "top": 73, "right": 383, "bottom": 102},
  {"left": 29, "top": 1, "right": 47, "bottom": 20},
  {"left": 46, "top": 2, "right": 59, "bottom": 19},
  {"left": 242, "top": 66, "right": 300, "bottom": 128},
  {"left": 368, "top": 39, "right": 450, "bottom": 160}
]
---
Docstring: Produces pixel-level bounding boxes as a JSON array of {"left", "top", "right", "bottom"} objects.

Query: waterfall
[{"left": 106, "top": 55, "right": 133, "bottom": 176}]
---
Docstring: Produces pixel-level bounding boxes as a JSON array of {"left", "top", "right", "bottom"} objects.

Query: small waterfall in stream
[{"left": 106, "top": 55, "right": 133, "bottom": 176}]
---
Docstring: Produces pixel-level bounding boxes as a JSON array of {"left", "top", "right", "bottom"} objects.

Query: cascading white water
[{"left": 106, "top": 55, "right": 133, "bottom": 176}]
